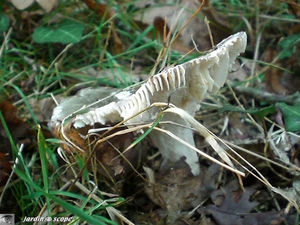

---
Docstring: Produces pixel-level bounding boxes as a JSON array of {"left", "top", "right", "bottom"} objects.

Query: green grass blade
[
  {"left": 14, "top": 168, "right": 112, "bottom": 225},
  {"left": 0, "top": 110, "right": 34, "bottom": 194},
  {"left": 9, "top": 83, "right": 38, "bottom": 124},
  {"left": 127, "top": 25, "right": 154, "bottom": 50},
  {"left": 38, "top": 126, "right": 49, "bottom": 192},
  {"left": 38, "top": 126, "right": 53, "bottom": 220},
  {"left": 0, "top": 110, "right": 18, "bottom": 157},
  {"left": 130, "top": 112, "right": 164, "bottom": 148},
  {"left": 49, "top": 190, "right": 87, "bottom": 201}
]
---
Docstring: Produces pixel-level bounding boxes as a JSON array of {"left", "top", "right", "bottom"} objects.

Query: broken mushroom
[{"left": 50, "top": 32, "right": 247, "bottom": 176}]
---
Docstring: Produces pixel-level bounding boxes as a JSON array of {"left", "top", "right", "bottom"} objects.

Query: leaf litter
[{"left": 202, "top": 181, "right": 285, "bottom": 225}]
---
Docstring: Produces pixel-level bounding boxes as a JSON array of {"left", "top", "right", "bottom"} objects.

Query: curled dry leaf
[
  {"left": 50, "top": 32, "right": 247, "bottom": 176},
  {"left": 144, "top": 164, "right": 220, "bottom": 222},
  {"left": 204, "top": 181, "right": 285, "bottom": 225},
  {"left": 134, "top": 0, "right": 232, "bottom": 52}
]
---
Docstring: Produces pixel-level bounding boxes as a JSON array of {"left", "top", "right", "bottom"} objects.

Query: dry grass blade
[
  {"left": 223, "top": 140, "right": 299, "bottom": 173},
  {"left": 74, "top": 181, "right": 135, "bottom": 225},
  {"left": 271, "top": 187, "right": 300, "bottom": 214},
  {"left": 0, "top": 27, "right": 12, "bottom": 59},
  {"left": 164, "top": 107, "right": 236, "bottom": 170},
  {"left": 153, "top": 126, "right": 244, "bottom": 176},
  {"left": 170, "top": 0, "right": 207, "bottom": 47}
]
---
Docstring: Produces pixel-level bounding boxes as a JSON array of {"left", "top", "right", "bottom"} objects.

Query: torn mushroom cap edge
[{"left": 72, "top": 31, "right": 247, "bottom": 128}]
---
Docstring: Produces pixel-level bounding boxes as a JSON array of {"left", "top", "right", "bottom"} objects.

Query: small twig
[
  {"left": 234, "top": 86, "right": 300, "bottom": 105},
  {"left": 0, "top": 27, "right": 12, "bottom": 59},
  {"left": 107, "top": 140, "right": 146, "bottom": 181},
  {"left": 170, "top": 0, "right": 206, "bottom": 47},
  {"left": 259, "top": 14, "right": 300, "bottom": 23},
  {"left": 224, "top": 140, "right": 300, "bottom": 173},
  {"left": 227, "top": 12, "right": 300, "bottom": 23},
  {"left": 45, "top": 44, "right": 73, "bottom": 78},
  {"left": 100, "top": 20, "right": 113, "bottom": 63},
  {"left": 241, "top": 16, "right": 254, "bottom": 46},
  {"left": 204, "top": 16, "right": 215, "bottom": 48},
  {"left": 227, "top": 82, "right": 264, "bottom": 134},
  {"left": 250, "top": 31, "right": 262, "bottom": 79}
]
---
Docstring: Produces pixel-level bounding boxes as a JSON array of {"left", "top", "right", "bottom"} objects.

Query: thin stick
[
  {"left": 234, "top": 86, "right": 300, "bottom": 105},
  {"left": 204, "top": 16, "right": 215, "bottom": 48},
  {"left": 170, "top": 0, "right": 206, "bottom": 47},
  {"left": 0, "top": 27, "right": 12, "bottom": 59},
  {"left": 227, "top": 82, "right": 264, "bottom": 134}
]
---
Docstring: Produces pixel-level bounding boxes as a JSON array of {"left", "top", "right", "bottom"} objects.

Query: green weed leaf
[
  {"left": 33, "top": 20, "right": 84, "bottom": 44},
  {"left": 279, "top": 34, "right": 300, "bottom": 59},
  {"left": 0, "top": 13, "right": 9, "bottom": 32},
  {"left": 219, "top": 104, "right": 276, "bottom": 118},
  {"left": 276, "top": 103, "right": 300, "bottom": 132}
]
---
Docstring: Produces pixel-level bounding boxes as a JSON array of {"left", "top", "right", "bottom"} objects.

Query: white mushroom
[{"left": 51, "top": 32, "right": 247, "bottom": 176}]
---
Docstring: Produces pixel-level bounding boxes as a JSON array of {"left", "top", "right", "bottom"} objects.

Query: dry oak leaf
[
  {"left": 145, "top": 164, "right": 220, "bottom": 222},
  {"left": 204, "top": 181, "right": 285, "bottom": 225}
]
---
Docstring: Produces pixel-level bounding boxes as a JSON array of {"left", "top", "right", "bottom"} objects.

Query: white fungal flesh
[{"left": 54, "top": 32, "right": 247, "bottom": 175}]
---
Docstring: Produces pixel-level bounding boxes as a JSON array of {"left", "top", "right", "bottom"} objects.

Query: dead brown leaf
[
  {"left": 145, "top": 163, "right": 220, "bottom": 222},
  {"left": 284, "top": 0, "right": 300, "bottom": 18},
  {"left": 84, "top": 0, "right": 124, "bottom": 54},
  {"left": 0, "top": 100, "right": 33, "bottom": 186},
  {"left": 204, "top": 181, "right": 285, "bottom": 225},
  {"left": 0, "top": 152, "right": 12, "bottom": 186},
  {"left": 264, "top": 48, "right": 288, "bottom": 95},
  {"left": 53, "top": 120, "right": 144, "bottom": 182},
  {"left": 0, "top": 100, "right": 33, "bottom": 143},
  {"left": 84, "top": 0, "right": 113, "bottom": 20},
  {"left": 134, "top": 0, "right": 232, "bottom": 53},
  {"left": 153, "top": 16, "right": 191, "bottom": 53}
]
